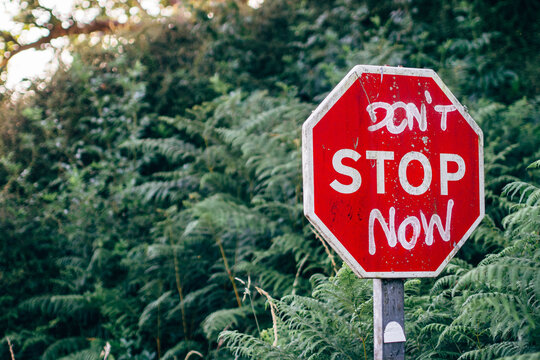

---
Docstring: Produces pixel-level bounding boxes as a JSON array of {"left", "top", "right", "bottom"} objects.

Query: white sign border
[{"left": 302, "top": 65, "right": 484, "bottom": 278}]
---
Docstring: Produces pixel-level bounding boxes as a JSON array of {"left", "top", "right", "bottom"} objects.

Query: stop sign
[{"left": 303, "top": 65, "right": 484, "bottom": 278}]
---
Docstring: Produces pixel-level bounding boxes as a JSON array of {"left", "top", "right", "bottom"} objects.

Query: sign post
[
  {"left": 373, "top": 279, "right": 405, "bottom": 359},
  {"left": 302, "top": 65, "right": 484, "bottom": 358}
]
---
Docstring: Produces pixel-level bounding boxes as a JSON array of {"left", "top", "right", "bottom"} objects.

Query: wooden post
[{"left": 373, "top": 279, "right": 405, "bottom": 360}]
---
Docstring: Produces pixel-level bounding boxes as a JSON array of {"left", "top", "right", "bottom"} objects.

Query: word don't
[{"left": 366, "top": 90, "right": 457, "bottom": 134}]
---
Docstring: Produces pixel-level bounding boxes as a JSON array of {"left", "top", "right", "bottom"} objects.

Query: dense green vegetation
[{"left": 1, "top": 0, "right": 539, "bottom": 359}]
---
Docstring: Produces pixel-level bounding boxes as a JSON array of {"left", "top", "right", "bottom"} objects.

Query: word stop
[{"left": 330, "top": 149, "right": 465, "bottom": 196}]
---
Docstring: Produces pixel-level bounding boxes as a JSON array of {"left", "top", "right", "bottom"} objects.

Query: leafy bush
[{"left": 1, "top": 0, "right": 538, "bottom": 359}]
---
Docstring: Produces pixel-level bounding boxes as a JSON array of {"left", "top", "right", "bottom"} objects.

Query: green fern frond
[
  {"left": 416, "top": 350, "right": 450, "bottom": 360},
  {"left": 436, "top": 325, "right": 477, "bottom": 348},
  {"left": 186, "top": 194, "right": 273, "bottom": 237},
  {"left": 526, "top": 160, "right": 540, "bottom": 169},
  {"left": 502, "top": 206, "right": 540, "bottom": 234},
  {"left": 146, "top": 243, "right": 175, "bottom": 261},
  {"left": 497, "top": 353, "right": 540, "bottom": 360},
  {"left": 457, "top": 341, "right": 524, "bottom": 360},
  {"left": 57, "top": 348, "right": 101, "bottom": 360},
  {"left": 419, "top": 323, "right": 448, "bottom": 338},
  {"left": 238, "top": 262, "right": 295, "bottom": 295},
  {"left": 177, "top": 283, "right": 221, "bottom": 310},
  {"left": 219, "top": 330, "right": 295, "bottom": 360},
  {"left": 441, "top": 258, "right": 473, "bottom": 278},
  {"left": 461, "top": 292, "right": 521, "bottom": 312},
  {"left": 404, "top": 279, "right": 422, "bottom": 296},
  {"left": 161, "top": 340, "right": 202, "bottom": 360},
  {"left": 484, "top": 143, "right": 519, "bottom": 170},
  {"left": 151, "top": 169, "right": 191, "bottom": 179},
  {"left": 18, "top": 333, "right": 49, "bottom": 354},
  {"left": 55, "top": 256, "right": 87, "bottom": 268},
  {"left": 454, "top": 259, "right": 538, "bottom": 293},
  {"left": 431, "top": 275, "right": 458, "bottom": 295},
  {"left": 199, "top": 172, "right": 243, "bottom": 195},
  {"left": 471, "top": 215, "right": 507, "bottom": 251},
  {"left": 485, "top": 174, "right": 521, "bottom": 189},
  {"left": 18, "top": 294, "right": 94, "bottom": 319},
  {"left": 121, "top": 138, "right": 199, "bottom": 163},
  {"left": 158, "top": 115, "right": 207, "bottom": 140},
  {"left": 42, "top": 337, "right": 89, "bottom": 360},
  {"left": 129, "top": 177, "right": 198, "bottom": 203},
  {"left": 503, "top": 181, "right": 540, "bottom": 206},
  {"left": 202, "top": 306, "right": 250, "bottom": 341},
  {"left": 453, "top": 290, "right": 536, "bottom": 340},
  {"left": 138, "top": 291, "right": 174, "bottom": 330}
]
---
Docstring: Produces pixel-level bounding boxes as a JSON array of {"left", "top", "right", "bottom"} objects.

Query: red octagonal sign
[{"left": 303, "top": 65, "right": 484, "bottom": 278}]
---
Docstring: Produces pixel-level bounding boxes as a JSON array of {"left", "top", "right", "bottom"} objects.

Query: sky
[
  {"left": 1, "top": 0, "right": 77, "bottom": 91},
  {"left": 2, "top": 0, "right": 264, "bottom": 92}
]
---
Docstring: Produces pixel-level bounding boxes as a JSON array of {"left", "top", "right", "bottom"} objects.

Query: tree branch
[
  {"left": 1, "top": 19, "right": 123, "bottom": 69},
  {"left": 132, "top": 0, "right": 150, "bottom": 16}
]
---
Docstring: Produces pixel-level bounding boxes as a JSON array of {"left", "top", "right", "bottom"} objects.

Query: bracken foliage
[{"left": 0, "top": 0, "right": 539, "bottom": 359}]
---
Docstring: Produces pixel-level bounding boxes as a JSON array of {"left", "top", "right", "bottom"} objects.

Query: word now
[
  {"left": 330, "top": 149, "right": 465, "bottom": 195},
  {"left": 366, "top": 91, "right": 456, "bottom": 134},
  {"left": 369, "top": 199, "right": 454, "bottom": 254}
]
